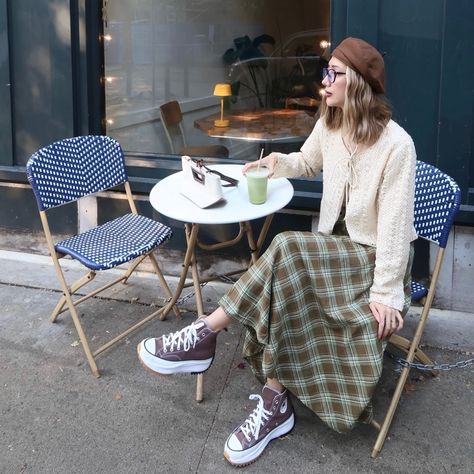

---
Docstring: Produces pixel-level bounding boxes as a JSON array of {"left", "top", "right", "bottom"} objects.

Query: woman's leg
[
  {"left": 265, "top": 377, "right": 284, "bottom": 393},
  {"left": 203, "top": 306, "right": 233, "bottom": 332},
  {"left": 137, "top": 311, "right": 222, "bottom": 376},
  {"left": 137, "top": 231, "right": 301, "bottom": 466},
  {"left": 137, "top": 232, "right": 288, "bottom": 377},
  {"left": 136, "top": 304, "right": 233, "bottom": 376},
  {"left": 223, "top": 380, "right": 294, "bottom": 466}
]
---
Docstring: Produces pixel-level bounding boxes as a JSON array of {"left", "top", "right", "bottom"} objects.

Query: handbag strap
[{"left": 193, "top": 159, "right": 239, "bottom": 187}]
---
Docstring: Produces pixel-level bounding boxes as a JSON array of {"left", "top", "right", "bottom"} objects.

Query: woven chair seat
[
  {"left": 411, "top": 280, "right": 428, "bottom": 302},
  {"left": 56, "top": 213, "right": 172, "bottom": 271}
]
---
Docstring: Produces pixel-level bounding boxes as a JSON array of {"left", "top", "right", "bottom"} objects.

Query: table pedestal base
[{"left": 160, "top": 215, "right": 274, "bottom": 402}]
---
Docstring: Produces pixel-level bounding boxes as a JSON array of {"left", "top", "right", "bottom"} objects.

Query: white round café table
[
  {"left": 149, "top": 164, "right": 293, "bottom": 402},
  {"left": 149, "top": 164, "right": 294, "bottom": 225}
]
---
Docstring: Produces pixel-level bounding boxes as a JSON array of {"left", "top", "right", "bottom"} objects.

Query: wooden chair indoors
[
  {"left": 26, "top": 135, "right": 180, "bottom": 378},
  {"left": 159, "top": 100, "right": 229, "bottom": 158},
  {"left": 371, "top": 160, "right": 462, "bottom": 457}
]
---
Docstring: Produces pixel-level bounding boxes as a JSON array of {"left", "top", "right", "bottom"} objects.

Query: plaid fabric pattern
[{"left": 220, "top": 230, "right": 413, "bottom": 433}]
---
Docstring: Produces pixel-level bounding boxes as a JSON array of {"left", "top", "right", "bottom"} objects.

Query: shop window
[{"left": 103, "top": 0, "right": 330, "bottom": 159}]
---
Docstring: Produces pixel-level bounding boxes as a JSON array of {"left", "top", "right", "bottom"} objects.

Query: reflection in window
[{"left": 104, "top": 0, "right": 330, "bottom": 159}]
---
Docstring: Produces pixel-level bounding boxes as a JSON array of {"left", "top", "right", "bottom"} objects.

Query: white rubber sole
[
  {"left": 137, "top": 340, "right": 213, "bottom": 375},
  {"left": 223, "top": 413, "right": 295, "bottom": 466}
]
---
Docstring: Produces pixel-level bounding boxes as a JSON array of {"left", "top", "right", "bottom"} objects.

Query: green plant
[{"left": 223, "top": 34, "right": 275, "bottom": 108}]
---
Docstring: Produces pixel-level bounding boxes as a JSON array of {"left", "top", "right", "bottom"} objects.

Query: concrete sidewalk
[{"left": 0, "top": 250, "right": 473, "bottom": 474}]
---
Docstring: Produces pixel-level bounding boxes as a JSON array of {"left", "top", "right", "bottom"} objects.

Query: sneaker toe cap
[
  {"left": 142, "top": 338, "right": 156, "bottom": 355},
  {"left": 226, "top": 433, "right": 243, "bottom": 452}
]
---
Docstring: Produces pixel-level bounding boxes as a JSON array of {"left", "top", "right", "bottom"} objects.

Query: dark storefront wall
[
  {"left": 0, "top": 0, "right": 103, "bottom": 175},
  {"left": 1, "top": 0, "right": 74, "bottom": 167},
  {"left": 0, "top": 0, "right": 473, "bottom": 250},
  {"left": 1, "top": 1, "right": 473, "bottom": 205},
  {"left": 0, "top": 0, "right": 103, "bottom": 242},
  {"left": 0, "top": 0, "right": 321, "bottom": 257},
  {"left": 332, "top": 0, "right": 474, "bottom": 222},
  {"left": 0, "top": 0, "right": 12, "bottom": 164}
]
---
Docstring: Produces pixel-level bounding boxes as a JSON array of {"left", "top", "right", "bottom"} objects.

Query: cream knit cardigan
[{"left": 272, "top": 119, "right": 418, "bottom": 311}]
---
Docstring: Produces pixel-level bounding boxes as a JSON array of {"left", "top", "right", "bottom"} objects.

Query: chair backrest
[
  {"left": 414, "top": 160, "right": 461, "bottom": 248},
  {"left": 159, "top": 101, "right": 187, "bottom": 153},
  {"left": 26, "top": 135, "right": 127, "bottom": 211},
  {"left": 159, "top": 100, "right": 183, "bottom": 127}
]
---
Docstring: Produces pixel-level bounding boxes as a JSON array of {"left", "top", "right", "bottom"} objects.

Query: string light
[
  {"left": 102, "top": 30, "right": 113, "bottom": 129},
  {"left": 320, "top": 40, "right": 331, "bottom": 49}
]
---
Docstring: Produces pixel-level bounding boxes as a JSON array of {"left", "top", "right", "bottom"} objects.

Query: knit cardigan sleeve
[
  {"left": 271, "top": 119, "right": 324, "bottom": 179},
  {"left": 369, "top": 139, "right": 416, "bottom": 311}
]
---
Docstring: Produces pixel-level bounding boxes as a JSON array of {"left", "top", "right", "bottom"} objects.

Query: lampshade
[{"left": 213, "top": 83, "right": 232, "bottom": 97}]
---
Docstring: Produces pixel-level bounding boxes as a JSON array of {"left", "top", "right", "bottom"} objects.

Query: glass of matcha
[{"left": 246, "top": 167, "right": 269, "bottom": 204}]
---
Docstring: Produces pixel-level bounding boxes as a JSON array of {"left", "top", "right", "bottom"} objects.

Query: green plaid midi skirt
[{"left": 219, "top": 230, "right": 413, "bottom": 433}]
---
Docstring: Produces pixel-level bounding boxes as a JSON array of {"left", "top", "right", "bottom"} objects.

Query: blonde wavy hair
[{"left": 319, "top": 66, "right": 392, "bottom": 146}]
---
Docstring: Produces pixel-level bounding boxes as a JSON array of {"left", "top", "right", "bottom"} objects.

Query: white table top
[{"left": 149, "top": 164, "right": 294, "bottom": 225}]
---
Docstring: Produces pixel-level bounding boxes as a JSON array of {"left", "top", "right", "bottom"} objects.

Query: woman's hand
[
  {"left": 242, "top": 152, "right": 278, "bottom": 177},
  {"left": 369, "top": 301, "right": 404, "bottom": 339}
]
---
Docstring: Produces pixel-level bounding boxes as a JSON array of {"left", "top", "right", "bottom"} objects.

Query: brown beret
[{"left": 332, "top": 37, "right": 385, "bottom": 94}]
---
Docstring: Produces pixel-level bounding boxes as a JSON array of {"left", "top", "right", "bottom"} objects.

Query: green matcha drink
[{"left": 246, "top": 167, "right": 269, "bottom": 204}]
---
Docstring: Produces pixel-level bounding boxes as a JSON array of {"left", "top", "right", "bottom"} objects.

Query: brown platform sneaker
[
  {"left": 224, "top": 385, "right": 295, "bottom": 466},
  {"left": 137, "top": 319, "right": 217, "bottom": 375}
]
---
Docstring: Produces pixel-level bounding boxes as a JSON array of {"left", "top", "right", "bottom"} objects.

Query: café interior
[{"left": 104, "top": 0, "right": 331, "bottom": 161}]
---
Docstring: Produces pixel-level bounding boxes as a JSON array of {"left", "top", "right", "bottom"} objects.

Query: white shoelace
[
  {"left": 162, "top": 323, "right": 200, "bottom": 353},
  {"left": 240, "top": 394, "right": 272, "bottom": 442}
]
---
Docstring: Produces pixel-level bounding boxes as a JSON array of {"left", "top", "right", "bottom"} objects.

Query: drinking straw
[{"left": 257, "top": 148, "right": 264, "bottom": 171}]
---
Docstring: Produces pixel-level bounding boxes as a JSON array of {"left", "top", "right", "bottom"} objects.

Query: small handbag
[{"left": 180, "top": 156, "right": 239, "bottom": 208}]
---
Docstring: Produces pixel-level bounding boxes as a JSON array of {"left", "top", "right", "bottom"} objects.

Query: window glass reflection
[{"left": 104, "top": 0, "right": 330, "bottom": 159}]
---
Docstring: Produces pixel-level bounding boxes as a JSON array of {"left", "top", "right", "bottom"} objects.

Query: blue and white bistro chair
[
  {"left": 26, "top": 135, "right": 180, "bottom": 377},
  {"left": 372, "top": 160, "right": 461, "bottom": 457}
]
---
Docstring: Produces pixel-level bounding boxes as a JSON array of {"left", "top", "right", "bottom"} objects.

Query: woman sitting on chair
[{"left": 137, "top": 37, "right": 417, "bottom": 467}]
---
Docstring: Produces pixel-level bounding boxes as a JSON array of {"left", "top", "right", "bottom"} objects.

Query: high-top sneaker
[
  {"left": 224, "top": 385, "right": 295, "bottom": 466},
  {"left": 137, "top": 319, "right": 217, "bottom": 375}
]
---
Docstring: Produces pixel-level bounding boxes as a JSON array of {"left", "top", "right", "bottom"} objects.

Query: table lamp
[{"left": 213, "top": 83, "right": 232, "bottom": 127}]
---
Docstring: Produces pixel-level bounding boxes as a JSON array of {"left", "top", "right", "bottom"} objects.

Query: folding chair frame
[
  {"left": 371, "top": 161, "right": 461, "bottom": 457},
  {"left": 371, "top": 246, "right": 444, "bottom": 457},
  {"left": 29, "top": 139, "right": 180, "bottom": 378}
]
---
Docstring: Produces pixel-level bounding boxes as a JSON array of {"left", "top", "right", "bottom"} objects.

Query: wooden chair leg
[
  {"left": 389, "top": 334, "right": 438, "bottom": 376},
  {"left": 42, "top": 214, "right": 100, "bottom": 376},
  {"left": 50, "top": 271, "right": 96, "bottom": 322},
  {"left": 147, "top": 252, "right": 181, "bottom": 319},
  {"left": 373, "top": 250, "right": 446, "bottom": 457},
  {"left": 122, "top": 254, "right": 147, "bottom": 283},
  {"left": 67, "top": 300, "right": 100, "bottom": 377},
  {"left": 370, "top": 419, "right": 381, "bottom": 431},
  {"left": 54, "top": 268, "right": 100, "bottom": 377},
  {"left": 371, "top": 364, "right": 411, "bottom": 458}
]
